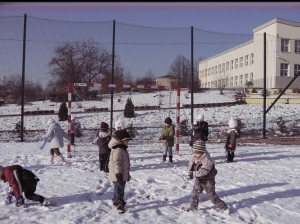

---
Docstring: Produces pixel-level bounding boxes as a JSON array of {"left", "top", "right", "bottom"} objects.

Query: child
[
  {"left": 190, "top": 114, "right": 209, "bottom": 147},
  {"left": 70, "top": 115, "right": 76, "bottom": 147},
  {"left": 220, "top": 117, "right": 240, "bottom": 163},
  {"left": 42, "top": 118, "right": 70, "bottom": 163},
  {"left": 114, "top": 119, "right": 125, "bottom": 131},
  {"left": 187, "top": 140, "right": 229, "bottom": 213},
  {"left": 93, "top": 122, "right": 112, "bottom": 173},
  {"left": 108, "top": 129, "right": 132, "bottom": 213},
  {"left": 0, "top": 165, "right": 49, "bottom": 207},
  {"left": 160, "top": 117, "right": 175, "bottom": 163}
]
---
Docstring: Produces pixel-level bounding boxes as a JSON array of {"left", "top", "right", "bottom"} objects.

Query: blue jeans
[
  {"left": 112, "top": 181, "right": 126, "bottom": 206},
  {"left": 163, "top": 146, "right": 173, "bottom": 156}
]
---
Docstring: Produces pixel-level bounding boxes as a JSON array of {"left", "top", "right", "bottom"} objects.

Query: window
[
  {"left": 240, "top": 75, "right": 243, "bottom": 84},
  {"left": 235, "top": 76, "right": 238, "bottom": 85},
  {"left": 235, "top": 59, "right": 238, "bottom": 69},
  {"left": 211, "top": 67, "right": 214, "bottom": 76},
  {"left": 250, "top": 53, "right": 254, "bottom": 64},
  {"left": 245, "top": 73, "right": 248, "bottom": 83},
  {"left": 281, "top": 39, "right": 290, "bottom": 52},
  {"left": 245, "top": 55, "right": 249, "bottom": 66},
  {"left": 280, "top": 63, "right": 289, "bottom": 76},
  {"left": 295, "top": 40, "right": 300, "bottom": 53},
  {"left": 218, "top": 64, "right": 221, "bottom": 74},
  {"left": 240, "top": 57, "right": 243, "bottom": 67},
  {"left": 250, "top": 73, "right": 253, "bottom": 81},
  {"left": 230, "top": 77, "right": 233, "bottom": 86},
  {"left": 215, "top": 66, "right": 218, "bottom": 74},
  {"left": 222, "top": 63, "right": 225, "bottom": 73},
  {"left": 226, "top": 62, "right": 229, "bottom": 71},
  {"left": 230, "top": 60, "right": 234, "bottom": 70},
  {"left": 294, "top": 64, "right": 300, "bottom": 76}
]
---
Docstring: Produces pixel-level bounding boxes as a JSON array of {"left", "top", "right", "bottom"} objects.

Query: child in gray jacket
[{"left": 187, "top": 140, "right": 229, "bottom": 213}]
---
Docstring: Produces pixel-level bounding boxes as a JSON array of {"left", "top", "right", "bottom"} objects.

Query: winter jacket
[
  {"left": 0, "top": 165, "right": 40, "bottom": 197},
  {"left": 93, "top": 131, "right": 112, "bottom": 154},
  {"left": 190, "top": 121, "right": 209, "bottom": 146},
  {"left": 161, "top": 124, "right": 175, "bottom": 147},
  {"left": 225, "top": 128, "right": 240, "bottom": 151},
  {"left": 188, "top": 152, "right": 218, "bottom": 180},
  {"left": 108, "top": 137, "right": 131, "bottom": 182},
  {"left": 43, "top": 122, "right": 69, "bottom": 148}
]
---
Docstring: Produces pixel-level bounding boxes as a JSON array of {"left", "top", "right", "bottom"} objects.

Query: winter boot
[
  {"left": 59, "top": 155, "right": 65, "bottom": 163},
  {"left": 48, "top": 155, "right": 54, "bottom": 164},
  {"left": 162, "top": 155, "right": 167, "bottom": 162},
  {"left": 169, "top": 156, "right": 173, "bottom": 163}
]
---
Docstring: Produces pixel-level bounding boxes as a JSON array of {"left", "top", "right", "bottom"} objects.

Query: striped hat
[{"left": 193, "top": 140, "right": 207, "bottom": 153}]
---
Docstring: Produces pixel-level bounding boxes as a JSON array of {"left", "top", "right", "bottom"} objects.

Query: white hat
[
  {"left": 0, "top": 165, "right": 4, "bottom": 176},
  {"left": 114, "top": 119, "right": 125, "bottom": 130},
  {"left": 228, "top": 118, "right": 238, "bottom": 129},
  {"left": 47, "top": 118, "right": 56, "bottom": 126},
  {"left": 197, "top": 114, "right": 204, "bottom": 122}
]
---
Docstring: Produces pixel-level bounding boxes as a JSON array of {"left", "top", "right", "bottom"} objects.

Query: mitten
[
  {"left": 116, "top": 173, "right": 123, "bottom": 185},
  {"left": 188, "top": 171, "right": 193, "bottom": 180},
  {"left": 5, "top": 195, "right": 12, "bottom": 205},
  {"left": 15, "top": 196, "right": 24, "bottom": 207}
]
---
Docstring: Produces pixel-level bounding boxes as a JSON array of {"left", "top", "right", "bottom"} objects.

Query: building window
[
  {"left": 281, "top": 39, "right": 290, "bottom": 52},
  {"left": 211, "top": 67, "right": 214, "bottom": 76},
  {"left": 280, "top": 63, "right": 289, "bottom": 76},
  {"left": 230, "top": 60, "right": 233, "bottom": 70},
  {"left": 250, "top": 72, "right": 253, "bottom": 81},
  {"left": 294, "top": 64, "right": 300, "bottom": 76},
  {"left": 240, "top": 57, "right": 243, "bottom": 67},
  {"left": 235, "top": 76, "right": 238, "bottom": 85},
  {"left": 250, "top": 53, "right": 254, "bottom": 64},
  {"left": 245, "top": 55, "right": 249, "bottom": 66},
  {"left": 235, "top": 59, "right": 238, "bottom": 69},
  {"left": 222, "top": 63, "right": 225, "bottom": 73},
  {"left": 230, "top": 77, "right": 233, "bottom": 86},
  {"left": 226, "top": 62, "right": 229, "bottom": 71},
  {"left": 240, "top": 75, "right": 243, "bottom": 84},
  {"left": 295, "top": 40, "right": 300, "bottom": 53},
  {"left": 218, "top": 65, "right": 221, "bottom": 74},
  {"left": 245, "top": 73, "right": 248, "bottom": 83}
]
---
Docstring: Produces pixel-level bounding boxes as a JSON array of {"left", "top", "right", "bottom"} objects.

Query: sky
[
  {"left": 1, "top": 2, "right": 300, "bottom": 88},
  {"left": 0, "top": 90, "right": 299, "bottom": 223}
]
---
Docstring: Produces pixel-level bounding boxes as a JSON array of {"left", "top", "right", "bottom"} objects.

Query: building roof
[
  {"left": 155, "top": 75, "right": 178, "bottom": 80},
  {"left": 253, "top": 18, "right": 300, "bottom": 33}
]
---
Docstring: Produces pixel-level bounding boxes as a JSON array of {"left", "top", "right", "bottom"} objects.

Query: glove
[
  {"left": 15, "top": 196, "right": 24, "bottom": 207},
  {"left": 116, "top": 173, "right": 123, "bottom": 185},
  {"left": 5, "top": 195, "right": 12, "bottom": 205},
  {"left": 188, "top": 171, "right": 193, "bottom": 180}
]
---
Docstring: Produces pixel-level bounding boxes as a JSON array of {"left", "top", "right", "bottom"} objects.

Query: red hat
[{"left": 100, "top": 122, "right": 109, "bottom": 130}]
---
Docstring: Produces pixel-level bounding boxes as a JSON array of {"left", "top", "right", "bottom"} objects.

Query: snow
[{"left": 0, "top": 90, "right": 300, "bottom": 224}]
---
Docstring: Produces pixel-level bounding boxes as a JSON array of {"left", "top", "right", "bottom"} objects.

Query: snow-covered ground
[{"left": 0, "top": 90, "right": 300, "bottom": 223}]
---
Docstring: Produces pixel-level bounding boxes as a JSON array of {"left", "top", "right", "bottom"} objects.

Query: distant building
[
  {"left": 154, "top": 75, "right": 178, "bottom": 87},
  {"left": 199, "top": 18, "right": 300, "bottom": 89}
]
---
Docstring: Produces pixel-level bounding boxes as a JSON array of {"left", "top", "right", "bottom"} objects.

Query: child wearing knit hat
[
  {"left": 185, "top": 140, "right": 229, "bottom": 213},
  {"left": 159, "top": 117, "right": 175, "bottom": 163}
]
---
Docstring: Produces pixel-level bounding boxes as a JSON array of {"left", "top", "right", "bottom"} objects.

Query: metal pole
[
  {"left": 168, "top": 88, "right": 171, "bottom": 117},
  {"left": 21, "top": 14, "right": 27, "bottom": 142},
  {"left": 191, "top": 26, "right": 194, "bottom": 125},
  {"left": 110, "top": 20, "right": 115, "bottom": 134},
  {"left": 262, "top": 33, "right": 267, "bottom": 139}
]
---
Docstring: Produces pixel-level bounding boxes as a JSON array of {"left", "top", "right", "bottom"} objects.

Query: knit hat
[
  {"left": 228, "top": 118, "right": 238, "bottom": 129},
  {"left": 47, "top": 118, "right": 56, "bottom": 126},
  {"left": 113, "top": 129, "right": 132, "bottom": 142},
  {"left": 197, "top": 114, "right": 204, "bottom": 122},
  {"left": 100, "top": 122, "right": 109, "bottom": 131},
  {"left": 164, "top": 117, "right": 172, "bottom": 125},
  {"left": 0, "top": 165, "right": 4, "bottom": 176},
  {"left": 114, "top": 119, "right": 125, "bottom": 130},
  {"left": 192, "top": 140, "right": 207, "bottom": 154}
]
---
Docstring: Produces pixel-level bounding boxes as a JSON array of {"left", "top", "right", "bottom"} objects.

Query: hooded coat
[
  {"left": 93, "top": 131, "right": 111, "bottom": 154},
  {"left": 43, "top": 122, "right": 69, "bottom": 148},
  {"left": 161, "top": 124, "right": 175, "bottom": 147},
  {"left": 108, "top": 137, "right": 130, "bottom": 182}
]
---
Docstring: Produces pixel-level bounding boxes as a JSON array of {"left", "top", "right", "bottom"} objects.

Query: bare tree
[
  {"left": 168, "top": 55, "right": 191, "bottom": 88},
  {"left": 48, "top": 39, "right": 112, "bottom": 90}
]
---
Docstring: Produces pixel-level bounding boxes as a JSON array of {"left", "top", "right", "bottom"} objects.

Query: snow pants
[
  {"left": 189, "top": 178, "right": 227, "bottom": 211},
  {"left": 99, "top": 152, "right": 110, "bottom": 173}
]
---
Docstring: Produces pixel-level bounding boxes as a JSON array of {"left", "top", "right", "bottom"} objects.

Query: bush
[
  {"left": 58, "top": 102, "right": 68, "bottom": 121},
  {"left": 124, "top": 97, "right": 135, "bottom": 118}
]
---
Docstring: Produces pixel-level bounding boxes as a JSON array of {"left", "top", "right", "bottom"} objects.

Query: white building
[{"left": 198, "top": 18, "right": 300, "bottom": 89}]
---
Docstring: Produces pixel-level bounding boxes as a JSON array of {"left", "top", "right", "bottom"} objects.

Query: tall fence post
[{"left": 21, "top": 13, "right": 27, "bottom": 142}]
